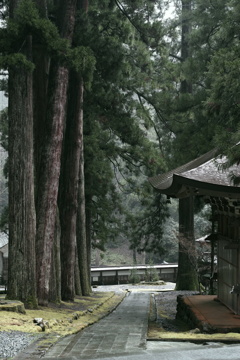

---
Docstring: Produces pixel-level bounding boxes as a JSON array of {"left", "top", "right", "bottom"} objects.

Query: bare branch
[{"left": 169, "top": 53, "right": 183, "bottom": 61}]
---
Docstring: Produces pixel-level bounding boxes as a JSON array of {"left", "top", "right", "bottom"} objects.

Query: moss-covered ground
[
  {"left": 148, "top": 322, "right": 240, "bottom": 342},
  {"left": 0, "top": 291, "right": 126, "bottom": 336}
]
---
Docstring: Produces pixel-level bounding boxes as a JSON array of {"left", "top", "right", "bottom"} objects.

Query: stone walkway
[{"left": 43, "top": 291, "right": 150, "bottom": 359}]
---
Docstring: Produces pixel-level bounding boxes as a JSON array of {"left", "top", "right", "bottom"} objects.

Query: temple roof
[{"left": 149, "top": 149, "right": 240, "bottom": 199}]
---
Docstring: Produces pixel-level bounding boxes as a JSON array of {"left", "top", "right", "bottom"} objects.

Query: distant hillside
[{"left": 92, "top": 243, "right": 146, "bottom": 266}]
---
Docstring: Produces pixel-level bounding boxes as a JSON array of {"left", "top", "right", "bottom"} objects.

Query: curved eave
[
  {"left": 174, "top": 174, "right": 240, "bottom": 199},
  {"left": 148, "top": 148, "right": 218, "bottom": 197},
  {"left": 148, "top": 176, "right": 181, "bottom": 198},
  {"left": 149, "top": 173, "right": 240, "bottom": 199}
]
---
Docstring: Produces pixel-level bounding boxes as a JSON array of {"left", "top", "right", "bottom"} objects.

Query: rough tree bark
[
  {"left": 33, "top": 45, "right": 49, "bottom": 180},
  {"left": 86, "top": 195, "right": 93, "bottom": 288},
  {"left": 180, "top": 0, "right": 192, "bottom": 94},
  {"left": 49, "top": 210, "right": 61, "bottom": 302},
  {"left": 8, "top": 1, "right": 37, "bottom": 306},
  {"left": 75, "top": 247, "right": 81, "bottom": 295},
  {"left": 35, "top": 0, "right": 77, "bottom": 305},
  {"left": 77, "top": 163, "right": 91, "bottom": 296},
  {"left": 75, "top": 0, "right": 91, "bottom": 296},
  {"left": 59, "top": 73, "right": 84, "bottom": 300}
]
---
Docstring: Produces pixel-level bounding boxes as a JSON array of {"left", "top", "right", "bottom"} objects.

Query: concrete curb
[{"left": 147, "top": 337, "right": 240, "bottom": 344}]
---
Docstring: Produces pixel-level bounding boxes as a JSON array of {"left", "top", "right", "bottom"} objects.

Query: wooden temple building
[{"left": 149, "top": 148, "right": 240, "bottom": 315}]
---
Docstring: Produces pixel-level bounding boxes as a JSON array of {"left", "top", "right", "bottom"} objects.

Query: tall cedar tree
[
  {"left": 4, "top": 0, "right": 87, "bottom": 305},
  {"left": 201, "top": 0, "right": 240, "bottom": 176},
  {"left": 59, "top": 72, "right": 85, "bottom": 300},
  {"left": 7, "top": 0, "right": 37, "bottom": 307},
  {"left": 4, "top": 0, "right": 167, "bottom": 305},
  {"left": 79, "top": 0, "right": 167, "bottom": 263},
  {"left": 59, "top": 0, "right": 91, "bottom": 299},
  {"left": 35, "top": 0, "right": 77, "bottom": 306},
  {"left": 76, "top": 0, "right": 92, "bottom": 297},
  {"left": 175, "top": 0, "right": 198, "bottom": 291}
]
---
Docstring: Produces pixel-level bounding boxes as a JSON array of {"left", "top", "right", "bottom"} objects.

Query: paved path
[
  {"left": 23, "top": 285, "right": 240, "bottom": 360},
  {"left": 43, "top": 291, "right": 150, "bottom": 359}
]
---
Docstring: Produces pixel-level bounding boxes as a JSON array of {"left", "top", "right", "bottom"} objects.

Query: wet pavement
[
  {"left": 43, "top": 291, "right": 150, "bottom": 359},
  {"left": 41, "top": 285, "right": 240, "bottom": 360},
  {"left": 13, "top": 283, "right": 240, "bottom": 360}
]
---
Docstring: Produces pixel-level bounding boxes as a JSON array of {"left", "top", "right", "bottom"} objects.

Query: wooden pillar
[{"left": 176, "top": 196, "right": 198, "bottom": 290}]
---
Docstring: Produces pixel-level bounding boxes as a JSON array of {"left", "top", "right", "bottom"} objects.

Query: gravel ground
[
  {"left": 93, "top": 282, "right": 176, "bottom": 293},
  {"left": 154, "top": 291, "right": 199, "bottom": 332},
  {"left": 0, "top": 331, "right": 41, "bottom": 359}
]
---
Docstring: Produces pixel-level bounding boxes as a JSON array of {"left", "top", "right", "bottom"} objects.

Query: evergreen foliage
[
  {"left": 191, "top": 0, "right": 240, "bottom": 180},
  {"left": 0, "top": 0, "right": 95, "bottom": 76},
  {"left": 80, "top": 0, "right": 168, "bottom": 254},
  {"left": 144, "top": 262, "right": 159, "bottom": 282},
  {"left": 1, "top": 0, "right": 240, "bottom": 302},
  {"left": 126, "top": 190, "right": 169, "bottom": 257}
]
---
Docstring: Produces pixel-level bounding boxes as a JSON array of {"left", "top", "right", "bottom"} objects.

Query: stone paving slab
[
  {"left": 43, "top": 292, "right": 150, "bottom": 359},
  {"left": 13, "top": 292, "right": 126, "bottom": 360},
  {"left": 11, "top": 285, "right": 240, "bottom": 360}
]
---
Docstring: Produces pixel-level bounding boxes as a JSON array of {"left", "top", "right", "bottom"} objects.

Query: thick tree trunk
[
  {"left": 175, "top": 196, "right": 198, "bottom": 290},
  {"left": 49, "top": 210, "right": 61, "bottom": 302},
  {"left": 80, "top": 0, "right": 88, "bottom": 12},
  {"left": 36, "top": 64, "right": 69, "bottom": 306},
  {"left": 36, "top": 0, "right": 47, "bottom": 17},
  {"left": 8, "top": 32, "right": 37, "bottom": 307},
  {"left": 133, "top": 249, "right": 137, "bottom": 265},
  {"left": 33, "top": 46, "right": 49, "bottom": 180},
  {"left": 86, "top": 200, "right": 92, "bottom": 288},
  {"left": 59, "top": 74, "right": 83, "bottom": 301},
  {"left": 77, "top": 165, "right": 91, "bottom": 296},
  {"left": 35, "top": 0, "right": 77, "bottom": 305},
  {"left": 75, "top": 0, "right": 91, "bottom": 296},
  {"left": 75, "top": 247, "right": 82, "bottom": 295},
  {"left": 54, "top": 210, "right": 62, "bottom": 301},
  {"left": 180, "top": 0, "right": 192, "bottom": 94}
]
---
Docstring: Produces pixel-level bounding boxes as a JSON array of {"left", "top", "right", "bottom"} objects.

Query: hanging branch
[
  {"left": 135, "top": 89, "right": 174, "bottom": 133},
  {"left": 107, "top": 156, "right": 127, "bottom": 192},
  {"left": 114, "top": 0, "right": 159, "bottom": 46},
  {"left": 114, "top": 0, "right": 143, "bottom": 34}
]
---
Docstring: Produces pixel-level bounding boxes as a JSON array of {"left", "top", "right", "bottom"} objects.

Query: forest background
[{"left": 0, "top": 0, "right": 240, "bottom": 307}]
